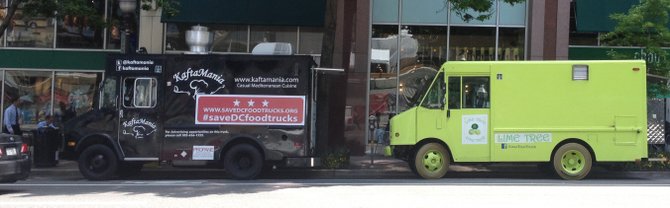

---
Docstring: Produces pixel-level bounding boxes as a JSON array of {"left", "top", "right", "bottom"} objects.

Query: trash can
[{"left": 32, "top": 128, "right": 60, "bottom": 167}]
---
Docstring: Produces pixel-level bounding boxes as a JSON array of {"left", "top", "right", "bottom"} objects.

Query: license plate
[{"left": 6, "top": 147, "right": 16, "bottom": 156}]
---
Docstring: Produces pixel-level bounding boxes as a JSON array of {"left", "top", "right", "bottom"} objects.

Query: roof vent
[
  {"left": 251, "top": 42, "right": 293, "bottom": 55},
  {"left": 185, "top": 25, "right": 213, "bottom": 54}
]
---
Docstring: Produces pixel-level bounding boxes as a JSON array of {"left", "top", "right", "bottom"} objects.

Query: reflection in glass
[
  {"left": 6, "top": 2, "right": 54, "bottom": 48},
  {"left": 3, "top": 71, "right": 52, "bottom": 126},
  {"left": 250, "top": 26, "right": 297, "bottom": 52},
  {"left": 57, "top": 0, "right": 105, "bottom": 49},
  {"left": 449, "top": 27, "right": 496, "bottom": 61},
  {"left": 462, "top": 77, "right": 490, "bottom": 108},
  {"left": 397, "top": 26, "right": 442, "bottom": 112},
  {"left": 498, "top": 28, "right": 525, "bottom": 60},
  {"left": 448, "top": 77, "right": 461, "bottom": 109},
  {"left": 298, "top": 27, "right": 323, "bottom": 54},
  {"left": 133, "top": 78, "right": 156, "bottom": 108},
  {"left": 211, "top": 25, "right": 248, "bottom": 53},
  {"left": 420, "top": 72, "right": 445, "bottom": 109},
  {"left": 370, "top": 25, "right": 398, "bottom": 115},
  {"left": 100, "top": 77, "right": 117, "bottom": 110},
  {"left": 54, "top": 72, "right": 101, "bottom": 125},
  {"left": 165, "top": 23, "right": 187, "bottom": 51},
  {"left": 106, "top": 0, "right": 123, "bottom": 49}
]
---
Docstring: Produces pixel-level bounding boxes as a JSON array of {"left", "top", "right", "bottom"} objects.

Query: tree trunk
[{"left": 0, "top": 0, "right": 23, "bottom": 39}]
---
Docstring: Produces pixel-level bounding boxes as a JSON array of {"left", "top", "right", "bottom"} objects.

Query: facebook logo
[{"left": 501, "top": 144, "right": 507, "bottom": 149}]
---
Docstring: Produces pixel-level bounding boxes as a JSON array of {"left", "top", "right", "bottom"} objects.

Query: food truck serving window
[{"left": 123, "top": 77, "right": 157, "bottom": 108}]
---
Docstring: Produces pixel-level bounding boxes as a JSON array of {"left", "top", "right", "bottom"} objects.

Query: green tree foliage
[{"left": 600, "top": 0, "right": 670, "bottom": 97}]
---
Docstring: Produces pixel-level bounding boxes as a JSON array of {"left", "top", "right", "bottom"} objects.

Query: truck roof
[{"left": 440, "top": 60, "right": 646, "bottom": 74}]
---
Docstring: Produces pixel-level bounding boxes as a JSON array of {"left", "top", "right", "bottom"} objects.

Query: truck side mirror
[{"left": 447, "top": 109, "right": 451, "bottom": 118}]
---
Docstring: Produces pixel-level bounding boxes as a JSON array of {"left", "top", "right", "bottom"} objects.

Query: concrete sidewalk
[{"left": 29, "top": 155, "right": 670, "bottom": 180}]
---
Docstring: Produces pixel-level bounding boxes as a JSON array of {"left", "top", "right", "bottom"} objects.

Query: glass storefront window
[
  {"left": 449, "top": 27, "right": 496, "bottom": 61},
  {"left": 498, "top": 27, "right": 525, "bottom": 60},
  {"left": 398, "top": 26, "right": 442, "bottom": 111},
  {"left": 54, "top": 72, "right": 101, "bottom": 125},
  {"left": 369, "top": 25, "right": 398, "bottom": 147},
  {"left": 372, "top": 0, "right": 399, "bottom": 24},
  {"left": 250, "top": 26, "right": 297, "bottom": 53},
  {"left": 569, "top": 32, "right": 599, "bottom": 46},
  {"left": 298, "top": 27, "right": 323, "bottom": 54},
  {"left": 165, "top": 23, "right": 187, "bottom": 51},
  {"left": 106, "top": 0, "right": 124, "bottom": 50},
  {"left": 3, "top": 71, "right": 52, "bottom": 128},
  {"left": 499, "top": 0, "right": 526, "bottom": 26},
  {"left": 211, "top": 25, "right": 248, "bottom": 53},
  {"left": 449, "top": 0, "right": 497, "bottom": 25},
  {"left": 402, "top": 0, "right": 448, "bottom": 25},
  {"left": 56, "top": 0, "right": 105, "bottom": 49},
  {"left": 6, "top": 1, "right": 54, "bottom": 48}
]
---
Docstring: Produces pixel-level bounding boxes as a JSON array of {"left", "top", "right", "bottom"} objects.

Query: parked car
[{"left": 0, "top": 133, "right": 31, "bottom": 183}]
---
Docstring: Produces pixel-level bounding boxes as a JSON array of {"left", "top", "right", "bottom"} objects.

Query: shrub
[{"left": 321, "top": 148, "right": 350, "bottom": 169}]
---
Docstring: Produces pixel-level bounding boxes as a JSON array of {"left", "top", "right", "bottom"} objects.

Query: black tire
[
  {"left": 78, "top": 144, "right": 118, "bottom": 180},
  {"left": 224, "top": 144, "right": 263, "bottom": 180},
  {"left": 117, "top": 162, "right": 144, "bottom": 178},
  {"left": 552, "top": 143, "right": 593, "bottom": 180},
  {"left": 413, "top": 143, "right": 450, "bottom": 179}
]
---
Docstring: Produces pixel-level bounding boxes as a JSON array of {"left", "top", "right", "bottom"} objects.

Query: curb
[{"left": 30, "top": 164, "right": 670, "bottom": 180}]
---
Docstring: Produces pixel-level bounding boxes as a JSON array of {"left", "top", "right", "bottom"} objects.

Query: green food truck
[{"left": 388, "top": 60, "right": 648, "bottom": 180}]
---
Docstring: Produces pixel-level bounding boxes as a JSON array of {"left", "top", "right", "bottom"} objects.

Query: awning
[
  {"left": 161, "top": 0, "right": 326, "bottom": 27},
  {"left": 575, "top": 0, "right": 638, "bottom": 33}
]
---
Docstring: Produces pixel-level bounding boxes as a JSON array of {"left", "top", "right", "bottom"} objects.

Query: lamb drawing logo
[
  {"left": 173, "top": 68, "right": 226, "bottom": 99},
  {"left": 122, "top": 118, "right": 157, "bottom": 140}
]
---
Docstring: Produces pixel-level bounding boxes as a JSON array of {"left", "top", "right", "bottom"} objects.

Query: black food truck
[{"left": 62, "top": 54, "right": 321, "bottom": 180}]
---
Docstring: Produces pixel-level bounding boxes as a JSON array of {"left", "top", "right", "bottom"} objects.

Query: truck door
[
  {"left": 445, "top": 76, "right": 491, "bottom": 162},
  {"left": 117, "top": 76, "right": 161, "bottom": 160}
]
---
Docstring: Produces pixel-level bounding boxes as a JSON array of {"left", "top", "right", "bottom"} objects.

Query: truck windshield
[
  {"left": 419, "top": 72, "right": 445, "bottom": 109},
  {"left": 99, "top": 77, "right": 118, "bottom": 110},
  {"left": 409, "top": 72, "right": 439, "bottom": 108}
]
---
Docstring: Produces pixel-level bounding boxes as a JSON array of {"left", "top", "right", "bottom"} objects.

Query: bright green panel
[
  {"left": 389, "top": 107, "right": 417, "bottom": 145},
  {"left": 392, "top": 60, "right": 648, "bottom": 163}
]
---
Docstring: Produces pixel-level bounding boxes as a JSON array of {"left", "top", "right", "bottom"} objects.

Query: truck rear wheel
[
  {"left": 552, "top": 143, "right": 592, "bottom": 180},
  {"left": 78, "top": 144, "right": 118, "bottom": 180},
  {"left": 414, "top": 143, "right": 450, "bottom": 179},
  {"left": 224, "top": 144, "right": 263, "bottom": 180}
]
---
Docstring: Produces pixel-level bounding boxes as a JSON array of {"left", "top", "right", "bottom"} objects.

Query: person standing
[
  {"left": 37, "top": 115, "right": 57, "bottom": 130},
  {"left": 3, "top": 98, "right": 23, "bottom": 135}
]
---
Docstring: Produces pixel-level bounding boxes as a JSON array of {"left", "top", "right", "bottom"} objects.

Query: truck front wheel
[
  {"left": 552, "top": 143, "right": 592, "bottom": 180},
  {"left": 78, "top": 144, "right": 118, "bottom": 180},
  {"left": 414, "top": 143, "right": 450, "bottom": 179},
  {"left": 224, "top": 144, "right": 263, "bottom": 180}
]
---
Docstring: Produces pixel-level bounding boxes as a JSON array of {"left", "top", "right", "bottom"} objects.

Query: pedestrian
[
  {"left": 37, "top": 115, "right": 57, "bottom": 130},
  {"left": 3, "top": 97, "right": 23, "bottom": 135}
]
